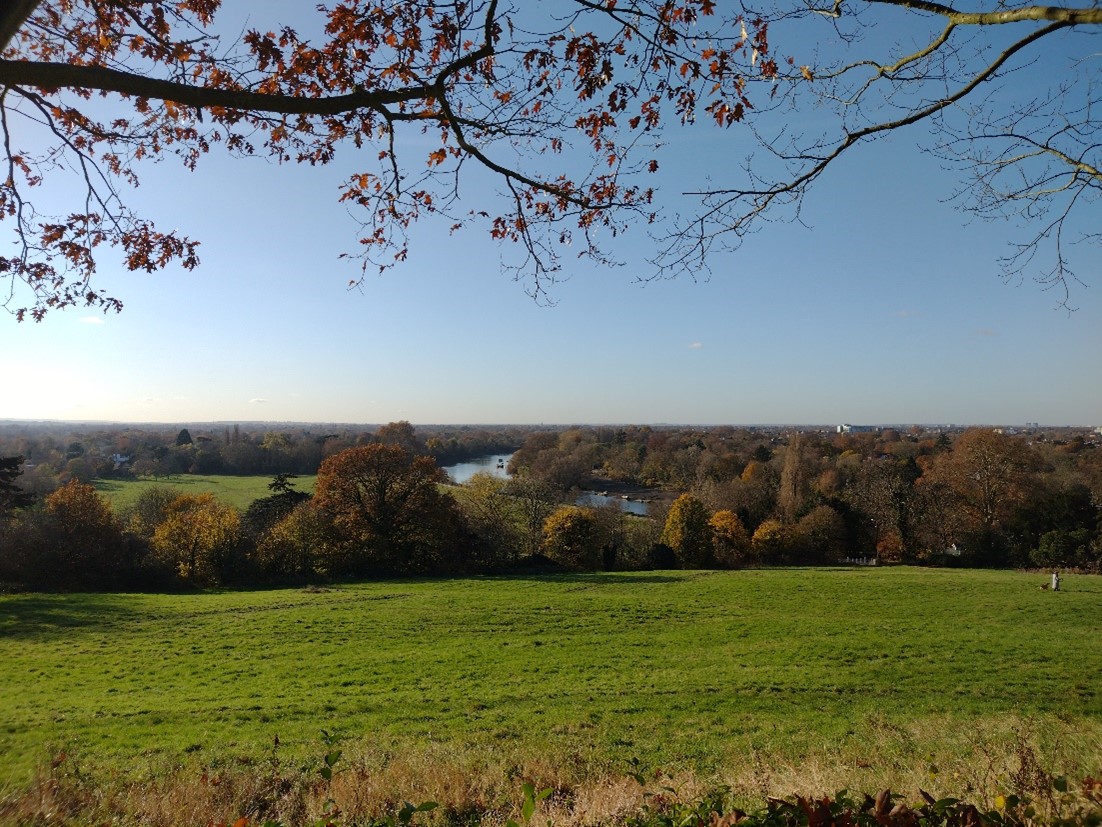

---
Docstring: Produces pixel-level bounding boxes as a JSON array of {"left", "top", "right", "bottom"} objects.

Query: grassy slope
[
  {"left": 1, "top": 568, "right": 1099, "bottom": 791},
  {"left": 94, "top": 474, "right": 318, "bottom": 512}
]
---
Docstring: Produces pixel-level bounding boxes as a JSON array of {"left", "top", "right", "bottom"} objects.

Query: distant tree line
[
  {"left": 0, "top": 421, "right": 524, "bottom": 496},
  {"left": 1, "top": 423, "right": 1099, "bottom": 591},
  {"left": 508, "top": 424, "right": 1102, "bottom": 570}
]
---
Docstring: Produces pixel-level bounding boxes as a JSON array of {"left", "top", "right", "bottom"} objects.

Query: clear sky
[{"left": 1, "top": 5, "right": 1099, "bottom": 427}]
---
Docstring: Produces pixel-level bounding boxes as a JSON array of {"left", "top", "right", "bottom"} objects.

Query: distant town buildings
[{"left": 836, "top": 424, "right": 879, "bottom": 434}]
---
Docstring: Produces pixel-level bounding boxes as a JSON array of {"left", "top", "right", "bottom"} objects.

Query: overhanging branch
[
  {"left": 0, "top": 0, "right": 40, "bottom": 53},
  {"left": 864, "top": 0, "right": 1102, "bottom": 25},
  {"left": 0, "top": 59, "right": 435, "bottom": 116}
]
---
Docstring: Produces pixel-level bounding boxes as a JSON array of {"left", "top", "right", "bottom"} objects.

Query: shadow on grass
[
  {"left": 0, "top": 593, "right": 138, "bottom": 641},
  {"left": 477, "top": 572, "right": 688, "bottom": 585}
]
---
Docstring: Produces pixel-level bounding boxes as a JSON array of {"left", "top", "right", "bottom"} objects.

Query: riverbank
[{"left": 582, "top": 476, "right": 679, "bottom": 508}]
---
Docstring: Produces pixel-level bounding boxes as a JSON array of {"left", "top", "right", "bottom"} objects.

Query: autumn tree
[
  {"left": 453, "top": 471, "right": 522, "bottom": 567},
  {"left": 921, "top": 429, "right": 1040, "bottom": 564},
  {"left": 751, "top": 518, "right": 796, "bottom": 565},
  {"left": 313, "top": 443, "right": 467, "bottom": 574},
  {"left": 541, "top": 505, "right": 601, "bottom": 571},
  {"left": 720, "top": 459, "right": 780, "bottom": 534},
  {"left": 1, "top": 481, "right": 128, "bottom": 588},
  {"left": 660, "top": 493, "right": 714, "bottom": 568},
  {"left": 792, "top": 504, "right": 848, "bottom": 564},
  {"left": 709, "top": 509, "right": 751, "bottom": 568},
  {"left": 509, "top": 431, "right": 592, "bottom": 491},
  {"left": 847, "top": 457, "right": 922, "bottom": 560},
  {"left": 505, "top": 473, "right": 560, "bottom": 557},
  {"left": 3, "top": 0, "right": 1095, "bottom": 321},
  {"left": 242, "top": 479, "right": 311, "bottom": 543},
  {"left": 777, "top": 434, "right": 819, "bottom": 523},
  {"left": 151, "top": 492, "right": 242, "bottom": 584},
  {"left": 374, "top": 421, "right": 425, "bottom": 456},
  {"left": 120, "top": 484, "right": 176, "bottom": 540},
  {"left": 254, "top": 501, "right": 333, "bottom": 580},
  {"left": 45, "top": 481, "right": 130, "bottom": 584}
]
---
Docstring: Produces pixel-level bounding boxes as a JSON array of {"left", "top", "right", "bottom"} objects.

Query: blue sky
[{"left": 1, "top": 5, "right": 1098, "bottom": 427}]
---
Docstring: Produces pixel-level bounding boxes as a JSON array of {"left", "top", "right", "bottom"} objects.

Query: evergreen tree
[{"left": 0, "top": 456, "right": 34, "bottom": 511}]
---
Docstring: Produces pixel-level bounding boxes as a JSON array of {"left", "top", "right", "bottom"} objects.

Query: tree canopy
[{"left": 2, "top": 0, "right": 1098, "bottom": 320}]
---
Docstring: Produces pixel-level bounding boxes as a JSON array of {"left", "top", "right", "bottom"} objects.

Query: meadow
[
  {"left": 94, "top": 474, "right": 318, "bottom": 511},
  {"left": 1, "top": 568, "right": 1100, "bottom": 823}
]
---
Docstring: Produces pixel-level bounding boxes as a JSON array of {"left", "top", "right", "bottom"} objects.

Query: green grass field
[
  {"left": 94, "top": 474, "right": 317, "bottom": 512},
  {"left": 1, "top": 568, "right": 1100, "bottom": 802}
]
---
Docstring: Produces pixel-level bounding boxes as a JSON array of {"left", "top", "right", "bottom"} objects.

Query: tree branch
[
  {"left": 864, "top": 0, "right": 1102, "bottom": 25},
  {"left": 0, "top": 58, "right": 435, "bottom": 117},
  {"left": 0, "top": 0, "right": 40, "bottom": 53}
]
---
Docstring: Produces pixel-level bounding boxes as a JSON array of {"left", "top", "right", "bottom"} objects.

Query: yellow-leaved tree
[
  {"left": 254, "top": 502, "right": 332, "bottom": 581},
  {"left": 541, "top": 506, "right": 601, "bottom": 571},
  {"left": 151, "top": 493, "right": 241, "bottom": 585},
  {"left": 660, "top": 494, "right": 713, "bottom": 568},
  {"left": 709, "top": 509, "right": 751, "bottom": 568},
  {"left": 43, "top": 481, "right": 127, "bottom": 588}
]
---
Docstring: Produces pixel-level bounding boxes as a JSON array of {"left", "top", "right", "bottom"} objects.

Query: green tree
[
  {"left": 660, "top": 494, "right": 714, "bottom": 568},
  {"left": 268, "top": 472, "right": 299, "bottom": 494},
  {"left": 0, "top": 456, "right": 34, "bottom": 512},
  {"left": 1031, "top": 528, "right": 1093, "bottom": 569}
]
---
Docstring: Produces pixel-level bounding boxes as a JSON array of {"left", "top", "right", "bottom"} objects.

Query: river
[
  {"left": 441, "top": 453, "right": 513, "bottom": 484},
  {"left": 575, "top": 492, "right": 650, "bottom": 516},
  {"left": 442, "top": 454, "right": 652, "bottom": 516}
]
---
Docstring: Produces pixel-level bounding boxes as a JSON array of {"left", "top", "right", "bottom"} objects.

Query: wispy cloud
[
  {"left": 79, "top": 316, "right": 105, "bottom": 325},
  {"left": 249, "top": 397, "right": 268, "bottom": 404},
  {"left": 894, "top": 309, "right": 918, "bottom": 319},
  {"left": 689, "top": 341, "right": 703, "bottom": 349},
  {"left": 975, "top": 328, "right": 998, "bottom": 337}
]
